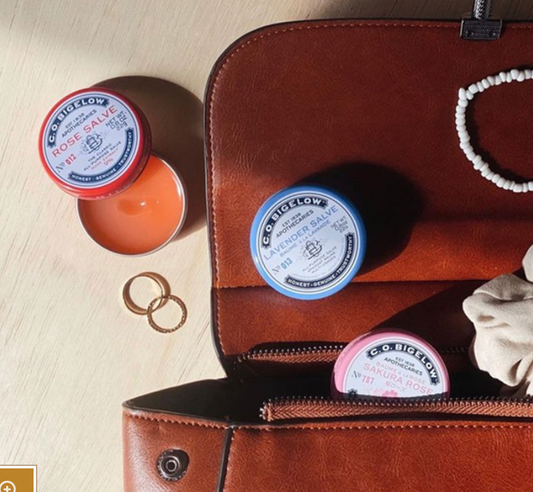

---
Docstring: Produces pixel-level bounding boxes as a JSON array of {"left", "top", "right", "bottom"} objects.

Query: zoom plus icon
[{"left": 0, "top": 466, "right": 36, "bottom": 491}]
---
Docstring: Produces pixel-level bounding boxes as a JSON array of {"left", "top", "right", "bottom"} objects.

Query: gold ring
[
  {"left": 146, "top": 295, "right": 187, "bottom": 334},
  {"left": 122, "top": 272, "right": 171, "bottom": 315}
]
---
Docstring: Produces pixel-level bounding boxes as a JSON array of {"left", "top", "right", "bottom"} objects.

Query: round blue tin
[{"left": 250, "top": 185, "right": 366, "bottom": 300}]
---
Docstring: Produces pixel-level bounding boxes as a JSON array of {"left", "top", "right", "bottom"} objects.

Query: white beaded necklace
[{"left": 456, "top": 68, "right": 533, "bottom": 193}]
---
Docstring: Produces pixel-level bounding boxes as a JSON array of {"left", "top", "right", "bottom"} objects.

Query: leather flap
[{"left": 206, "top": 20, "right": 533, "bottom": 371}]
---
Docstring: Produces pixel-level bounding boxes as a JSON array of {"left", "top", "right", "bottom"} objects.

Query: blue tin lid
[{"left": 250, "top": 185, "right": 366, "bottom": 300}]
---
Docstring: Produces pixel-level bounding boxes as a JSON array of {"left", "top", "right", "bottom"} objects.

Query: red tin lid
[{"left": 39, "top": 88, "right": 151, "bottom": 200}]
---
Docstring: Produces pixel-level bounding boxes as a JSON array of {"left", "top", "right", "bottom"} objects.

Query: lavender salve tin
[{"left": 250, "top": 185, "right": 366, "bottom": 300}]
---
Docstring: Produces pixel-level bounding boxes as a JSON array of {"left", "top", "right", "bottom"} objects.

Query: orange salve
[{"left": 78, "top": 155, "right": 186, "bottom": 255}]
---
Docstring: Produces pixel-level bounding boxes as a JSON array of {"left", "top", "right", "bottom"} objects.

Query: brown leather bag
[{"left": 123, "top": 15, "right": 533, "bottom": 492}]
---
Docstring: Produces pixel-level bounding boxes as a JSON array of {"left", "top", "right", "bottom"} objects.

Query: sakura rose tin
[
  {"left": 250, "top": 185, "right": 366, "bottom": 300},
  {"left": 332, "top": 329, "right": 450, "bottom": 399}
]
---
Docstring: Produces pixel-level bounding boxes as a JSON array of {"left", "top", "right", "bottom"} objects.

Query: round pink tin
[{"left": 332, "top": 329, "right": 450, "bottom": 399}]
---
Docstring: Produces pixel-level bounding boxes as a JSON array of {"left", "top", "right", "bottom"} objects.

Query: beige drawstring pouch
[{"left": 464, "top": 246, "right": 533, "bottom": 397}]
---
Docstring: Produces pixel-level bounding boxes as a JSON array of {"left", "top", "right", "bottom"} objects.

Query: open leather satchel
[{"left": 123, "top": 7, "right": 533, "bottom": 491}]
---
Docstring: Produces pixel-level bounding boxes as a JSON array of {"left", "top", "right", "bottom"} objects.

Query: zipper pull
[{"left": 461, "top": 0, "right": 502, "bottom": 41}]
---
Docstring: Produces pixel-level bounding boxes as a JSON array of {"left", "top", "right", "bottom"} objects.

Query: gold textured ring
[
  {"left": 146, "top": 295, "right": 187, "bottom": 334},
  {"left": 122, "top": 272, "right": 171, "bottom": 315}
]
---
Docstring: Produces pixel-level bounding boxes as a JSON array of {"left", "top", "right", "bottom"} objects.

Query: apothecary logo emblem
[
  {"left": 303, "top": 240, "right": 322, "bottom": 259},
  {"left": 82, "top": 133, "right": 103, "bottom": 153}
]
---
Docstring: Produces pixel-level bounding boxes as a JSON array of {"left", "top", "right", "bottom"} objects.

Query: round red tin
[
  {"left": 39, "top": 88, "right": 151, "bottom": 200},
  {"left": 332, "top": 329, "right": 450, "bottom": 399}
]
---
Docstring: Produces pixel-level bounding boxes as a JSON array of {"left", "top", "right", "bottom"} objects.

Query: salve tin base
[
  {"left": 332, "top": 329, "right": 450, "bottom": 399},
  {"left": 77, "top": 155, "right": 187, "bottom": 256},
  {"left": 250, "top": 185, "right": 366, "bottom": 300}
]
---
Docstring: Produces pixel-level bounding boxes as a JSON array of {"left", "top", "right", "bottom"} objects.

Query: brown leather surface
[
  {"left": 207, "top": 20, "right": 533, "bottom": 289},
  {"left": 123, "top": 405, "right": 533, "bottom": 491},
  {"left": 216, "top": 281, "right": 478, "bottom": 363},
  {"left": 224, "top": 420, "right": 533, "bottom": 491},
  {"left": 206, "top": 19, "right": 533, "bottom": 367},
  {"left": 123, "top": 19, "right": 533, "bottom": 491}
]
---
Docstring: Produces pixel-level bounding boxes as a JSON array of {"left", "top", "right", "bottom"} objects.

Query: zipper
[
  {"left": 261, "top": 396, "right": 533, "bottom": 422},
  {"left": 237, "top": 344, "right": 345, "bottom": 365},
  {"left": 237, "top": 344, "right": 469, "bottom": 369}
]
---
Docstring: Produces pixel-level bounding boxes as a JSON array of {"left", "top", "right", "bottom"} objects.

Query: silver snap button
[{"left": 157, "top": 449, "right": 189, "bottom": 481}]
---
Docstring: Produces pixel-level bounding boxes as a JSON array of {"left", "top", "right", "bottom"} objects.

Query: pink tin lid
[{"left": 332, "top": 329, "right": 450, "bottom": 399}]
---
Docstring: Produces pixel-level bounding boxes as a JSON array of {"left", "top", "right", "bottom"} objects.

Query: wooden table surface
[{"left": 1, "top": 0, "right": 532, "bottom": 490}]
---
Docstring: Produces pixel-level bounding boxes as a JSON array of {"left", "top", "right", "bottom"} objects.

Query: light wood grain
[{"left": 1, "top": 0, "right": 532, "bottom": 490}]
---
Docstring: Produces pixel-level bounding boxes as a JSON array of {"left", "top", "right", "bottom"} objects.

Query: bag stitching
[
  {"left": 125, "top": 412, "right": 228, "bottom": 429},
  {"left": 125, "top": 412, "right": 533, "bottom": 431}
]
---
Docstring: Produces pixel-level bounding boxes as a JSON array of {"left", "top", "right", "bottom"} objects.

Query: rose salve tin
[{"left": 39, "top": 88, "right": 187, "bottom": 255}]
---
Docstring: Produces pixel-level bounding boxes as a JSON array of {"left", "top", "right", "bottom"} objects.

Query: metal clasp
[{"left": 461, "top": 0, "right": 502, "bottom": 41}]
